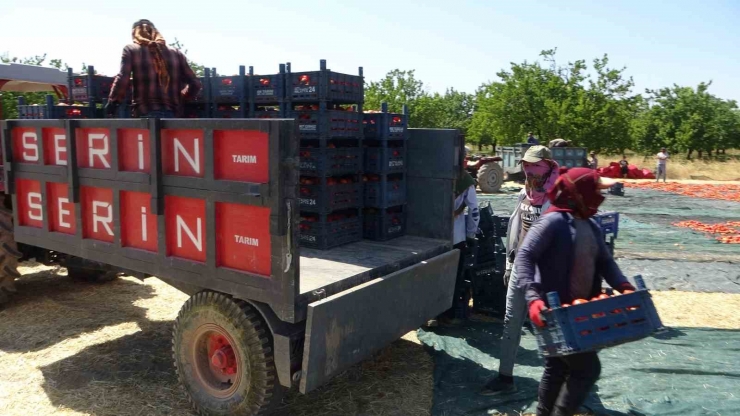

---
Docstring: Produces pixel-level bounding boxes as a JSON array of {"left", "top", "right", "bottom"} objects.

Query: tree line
[
  {"left": 367, "top": 49, "right": 740, "bottom": 158},
  {"left": 4, "top": 46, "right": 738, "bottom": 158}
]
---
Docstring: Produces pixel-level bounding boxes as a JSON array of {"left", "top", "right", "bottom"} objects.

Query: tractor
[{"left": 465, "top": 150, "right": 504, "bottom": 194}]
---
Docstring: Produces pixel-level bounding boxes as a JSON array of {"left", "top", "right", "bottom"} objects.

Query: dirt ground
[{"left": 1, "top": 263, "right": 738, "bottom": 416}]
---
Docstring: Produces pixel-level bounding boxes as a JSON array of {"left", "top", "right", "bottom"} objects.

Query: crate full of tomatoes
[
  {"left": 299, "top": 209, "right": 362, "bottom": 249},
  {"left": 534, "top": 276, "right": 664, "bottom": 357},
  {"left": 290, "top": 104, "right": 363, "bottom": 139},
  {"left": 298, "top": 175, "right": 362, "bottom": 213},
  {"left": 363, "top": 173, "right": 406, "bottom": 208},
  {"left": 363, "top": 205, "right": 406, "bottom": 241},
  {"left": 299, "top": 144, "right": 362, "bottom": 176}
]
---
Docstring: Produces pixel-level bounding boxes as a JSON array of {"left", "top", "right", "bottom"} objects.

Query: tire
[
  {"left": 0, "top": 208, "right": 22, "bottom": 306},
  {"left": 173, "top": 291, "right": 284, "bottom": 416},
  {"left": 66, "top": 266, "right": 119, "bottom": 283},
  {"left": 477, "top": 162, "right": 504, "bottom": 193}
]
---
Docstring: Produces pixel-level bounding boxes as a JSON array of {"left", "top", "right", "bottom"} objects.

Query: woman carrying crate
[
  {"left": 516, "top": 168, "right": 635, "bottom": 416},
  {"left": 481, "top": 145, "right": 559, "bottom": 395}
]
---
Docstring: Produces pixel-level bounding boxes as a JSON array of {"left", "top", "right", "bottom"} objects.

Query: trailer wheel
[
  {"left": 0, "top": 208, "right": 22, "bottom": 306},
  {"left": 173, "top": 291, "right": 284, "bottom": 416},
  {"left": 477, "top": 162, "right": 504, "bottom": 193}
]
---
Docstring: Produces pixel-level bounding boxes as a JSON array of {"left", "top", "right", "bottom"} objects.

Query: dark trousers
[
  {"left": 441, "top": 242, "right": 470, "bottom": 320},
  {"left": 537, "top": 352, "right": 601, "bottom": 416},
  {"left": 140, "top": 110, "right": 175, "bottom": 118}
]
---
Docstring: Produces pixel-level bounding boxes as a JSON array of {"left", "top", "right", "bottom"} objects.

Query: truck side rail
[{"left": 1, "top": 118, "right": 301, "bottom": 322}]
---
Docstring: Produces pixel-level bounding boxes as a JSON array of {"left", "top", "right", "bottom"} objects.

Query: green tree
[
  {"left": 0, "top": 53, "right": 70, "bottom": 119},
  {"left": 468, "top": 49, "right": 638, "bottom": 153},
  {"left": 169, "top": 38, "right": 205, "bottom": 77},
  {"left": 635, "top": 82, "right": 739, "bottom": 159}
]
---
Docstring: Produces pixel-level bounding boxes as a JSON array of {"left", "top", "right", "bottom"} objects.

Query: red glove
[
  {"left": 615, "top": 282, "right": 636, "bottom": 294},
  {"left": 528, "top": 300, "right": 547, "bottom": 328}
]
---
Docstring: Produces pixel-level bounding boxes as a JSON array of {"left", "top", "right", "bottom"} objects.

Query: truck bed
[{"left": 299, "top": 236, "right": 451, "bottom": 297}]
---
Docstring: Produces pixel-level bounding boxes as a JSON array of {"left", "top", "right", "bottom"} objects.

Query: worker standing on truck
[
  {"left": 106, "top": 19, "right": 202, "bottom": 118},
  {"left": 517, "top": 168, "right": 635, "bottom": 416},
  {"left": 527, "top": 132, "right": 540, "bottom": 145},
  {"left": 480, "top": 145, "right": 559, "bottom": 396},
  {"left": 548, "top": 138, "right": 570, "bottom": 148},
  {"left": 655, "top": 147, "right": 669, "bottom": 182}
]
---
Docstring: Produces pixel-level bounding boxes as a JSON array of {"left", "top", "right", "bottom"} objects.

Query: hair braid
[{"left": 132, "top": 23, "right": 170, "bottom": 93}]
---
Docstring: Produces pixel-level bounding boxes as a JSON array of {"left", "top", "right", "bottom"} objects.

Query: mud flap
[{"left": 299, "top": 249, "right": 460, "bottom": 393}]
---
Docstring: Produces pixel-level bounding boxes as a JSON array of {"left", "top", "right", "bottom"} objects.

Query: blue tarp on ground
[
  {"left": 419, "top": 323, "right": 740, "bottom": 416},
  {"left": 478, "top": 188, "right": 740, "bottom": 294}
]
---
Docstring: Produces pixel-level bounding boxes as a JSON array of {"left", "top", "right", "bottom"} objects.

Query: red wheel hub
[{"left": 207, "top": 334, "right": 238, "bottom": 375}]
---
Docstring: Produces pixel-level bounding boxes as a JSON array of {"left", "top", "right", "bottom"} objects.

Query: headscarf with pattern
[{"left": 131, "top": 19, "right": 170, "bottom": 93}]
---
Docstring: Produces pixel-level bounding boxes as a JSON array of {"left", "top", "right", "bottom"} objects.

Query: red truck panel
[{"left": 2, "top": 118, "right": 299, "bottom": 322}]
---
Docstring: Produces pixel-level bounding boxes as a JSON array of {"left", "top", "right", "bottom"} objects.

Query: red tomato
[
  {"left": 561, "top": 303, "right": 571, "bottom": 308},
  {"left": 572, "top": 299, "right": 589, "bottom": 305}
]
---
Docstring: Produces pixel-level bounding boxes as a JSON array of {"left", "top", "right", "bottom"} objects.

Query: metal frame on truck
[{"left": 1, "top": 119, "right": 463, "bottom": 415}]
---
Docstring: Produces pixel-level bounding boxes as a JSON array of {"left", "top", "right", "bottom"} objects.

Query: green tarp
[
  {"left": 478, "top": 188, "right": 740, "bottom": 293},
  {"left": 419, "top": 323, "right": 740, "bottom": 416}
]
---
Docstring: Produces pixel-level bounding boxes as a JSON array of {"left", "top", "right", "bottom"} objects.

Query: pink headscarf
[{"left": 523, "top": 160, "right": 560, "bottom": 206}]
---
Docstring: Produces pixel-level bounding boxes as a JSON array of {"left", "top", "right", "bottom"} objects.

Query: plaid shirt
[{"left": 109, "top": 44, "right": 201, "bottom": 116}]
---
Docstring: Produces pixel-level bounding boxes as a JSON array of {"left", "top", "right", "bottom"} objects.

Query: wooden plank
[
  {"left": 298, "top": 235, "right": 450, "bottom": 295},
  {"left": 299, "top": 249, "right": 459, "bottom": 394}
]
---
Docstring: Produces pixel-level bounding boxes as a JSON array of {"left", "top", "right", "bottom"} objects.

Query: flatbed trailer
[{"left": 1, "top": 118, "right": 462, "bottom": 414}]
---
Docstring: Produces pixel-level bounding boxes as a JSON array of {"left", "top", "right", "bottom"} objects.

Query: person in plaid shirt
[{"left": 106, "top": 19, "right": 201, "bottom": 118}]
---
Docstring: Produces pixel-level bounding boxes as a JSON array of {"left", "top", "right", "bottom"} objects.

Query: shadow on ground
[
  {"left": 0, "top": 267, "right": 156, "bottom": 353},
  {"left": 419, "top": 320, "right": 740, "bottom": 416},
  {"left": 39, "top": 320, "right": 195, "bottom": 416}
]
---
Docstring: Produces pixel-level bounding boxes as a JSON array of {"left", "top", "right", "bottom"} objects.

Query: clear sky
[{"left": 3, "top": 0, "right": 739, "bottom": 101}]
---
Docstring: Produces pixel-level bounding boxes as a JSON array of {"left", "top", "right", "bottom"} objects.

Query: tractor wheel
[
  {"left": 173, "top": 291, "right": 285, "bottom": 416},
  {"left": 0, "top": 207, "right": 22, "bottom": 306},
  {"left": 477, "top": 163, "right": 504, "bottom": 193},
  {"left": 66, "top": 266, "right": 119, "bottom": 283}
]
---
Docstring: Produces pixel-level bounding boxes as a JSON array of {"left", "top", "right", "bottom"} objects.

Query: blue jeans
[
  {"left": 656, "top": 165, "right": 667, "bottom": 182},
  {"left": 499, "top": 264, "right": 527, "bottom": 377},
  {"left": 140, "top": 110, "right": 175, "bottom": 119}
]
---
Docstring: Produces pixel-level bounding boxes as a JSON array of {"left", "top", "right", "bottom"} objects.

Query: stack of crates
[
  {"left": 362, "top": 102, "right": 409, "bottom": 241},
  {"left": 207, "top": 66, "right": 247, "bottom": 118},
  {"left": 18, "top": 66, "right": 127, "bottom": 119},
  {"left": 470, "top": 202, "right": 509, "bottom": 317},
  {"left": 292, "top": 60, "right": 365, "bottom": 249}
]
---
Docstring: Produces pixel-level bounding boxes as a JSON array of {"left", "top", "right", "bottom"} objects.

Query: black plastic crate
[
  {"left": 183, "top": 103, "right": 210, "bottom": 118},
  {"left": 212, "top": 104, "right": 247, "bottom": 118},
  {"left": 290, "top": 105, "right": 362, "bottom": 139},
  {"left": 299, "top": 175, "right": 362, "bottom": 213},
  {"left": 364, "top": 142, "right": 406, "bottom": 173},
  {"left": 191, "top": 76, "right": 208, "bottom": 102},
  {"left": 70, "top": 71, "right": 114, "bottom": 102},
  {"left": 363, "top": 103, "right": 408, "bottom": 141},
  {"left": 253, "top": 108, "right": 284, "bottom": 119},
  {"left": 300, "top": 146, "right": 362, "bottom": 176},
  {"left": 287, "top": 60, "right": 363, "bottom": 103},
  {"left": 209, "top": 66, "right": 248, "bottom": 104},
  {"left": 476, "top": 236, "right": 506, "bottom": 264},
  {"left": 299, "top": 209, "right": 362, "bottom": 249},
  {"left": 18, "top": 104, "right": 101, "bottom": 119},
  {"left": 363, "top": 205, "right": 406, "bottom": 241},
  {"left": 470, "top": 260, "right": 507, "bottom": 317},
  {"left": 364, "top": 173, "right": 406, "bottom": 208},
  {"left": 251, "top": 65, "right": 286, "bottom": 104}
]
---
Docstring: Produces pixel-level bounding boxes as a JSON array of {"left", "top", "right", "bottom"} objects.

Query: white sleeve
[{"left": 464, "top": 186, "right": 479, "bottom": 238}]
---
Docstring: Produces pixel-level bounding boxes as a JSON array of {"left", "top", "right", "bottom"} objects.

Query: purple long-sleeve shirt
[{"left": 515, "top": 211, "right": 629, "bottom": 306}]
